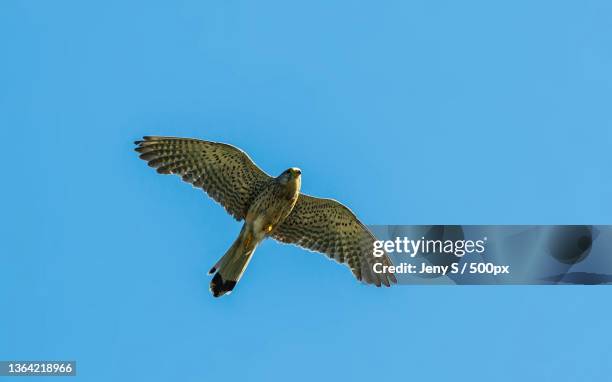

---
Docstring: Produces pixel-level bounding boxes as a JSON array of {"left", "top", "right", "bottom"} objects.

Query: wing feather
[
  {"left": 272, "top": 194, "right": 397, "bottom": 287},
  {"left": 134, "top": 136, "right": 272, "bottom": 220}
]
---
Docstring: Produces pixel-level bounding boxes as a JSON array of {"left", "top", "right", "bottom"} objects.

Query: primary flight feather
[{"left": 134, "top": 136, "right": 396, "bottom": 297}]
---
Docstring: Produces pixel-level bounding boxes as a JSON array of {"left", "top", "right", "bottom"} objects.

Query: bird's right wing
[
  {"left": 135, "top": 136, "right": 273, "bottom": 221},
  {"left": 272, "top": 194, "right": 397, "bottom": 287}
]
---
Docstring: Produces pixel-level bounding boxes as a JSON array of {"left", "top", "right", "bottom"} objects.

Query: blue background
[{"left": 1, "top": 1, "right": 611, "bottom": 381}]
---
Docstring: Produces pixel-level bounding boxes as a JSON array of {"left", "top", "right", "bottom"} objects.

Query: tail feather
[
  {"left": 210, "top": 273, "right": 238, "bottom": 297},
  {"left": 209, "top": 228, "right": 257, "bottom": 297}
]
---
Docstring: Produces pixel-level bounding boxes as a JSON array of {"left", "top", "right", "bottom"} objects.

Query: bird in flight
[{"left": 134, "top": 136, "right": 396, "bottom": 297}]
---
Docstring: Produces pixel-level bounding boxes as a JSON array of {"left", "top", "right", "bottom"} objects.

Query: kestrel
[{"left": 134, "top": 136, "right": 396, "bottom": 297}]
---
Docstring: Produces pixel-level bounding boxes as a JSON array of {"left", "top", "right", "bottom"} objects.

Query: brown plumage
[{"left": 135, "top": 136, "right": 396, "bottom": 297}]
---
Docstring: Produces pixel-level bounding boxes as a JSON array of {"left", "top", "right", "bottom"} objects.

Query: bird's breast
[{"left": 246, "top": 183, "right": 299, "bottom": 235}]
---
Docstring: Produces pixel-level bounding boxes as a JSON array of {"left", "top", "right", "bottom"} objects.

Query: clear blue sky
[{"left": 1, "top": 1, "right": 611, "bottom": 381}]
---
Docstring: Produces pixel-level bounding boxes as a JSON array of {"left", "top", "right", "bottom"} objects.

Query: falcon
[{"left": 134, "top": 136, "right": 397, "bottom": 297}]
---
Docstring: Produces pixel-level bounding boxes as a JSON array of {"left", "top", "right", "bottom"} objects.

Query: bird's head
[{"left": 277, "top": 167, "right": 302, "bottom": 186}]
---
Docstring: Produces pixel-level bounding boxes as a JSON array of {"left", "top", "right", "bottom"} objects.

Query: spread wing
[
  {"left": 272, "top": 194, "right": 397, "bottom": 287},
  {"left": 134, "top": 136, "right": 272, "bottom": 220}
]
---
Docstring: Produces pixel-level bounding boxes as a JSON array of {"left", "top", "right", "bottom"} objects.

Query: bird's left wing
[
  {"left": 271, "top": 194, "right": 397, "bottom": 287},
  {"left": 135, "top": 136, "right": 273, "bottom": 221}
]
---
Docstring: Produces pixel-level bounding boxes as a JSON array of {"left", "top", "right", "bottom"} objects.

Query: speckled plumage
[
  {"left": 273, "top": 195, "right": 397, "bottom": 286},
  {"left": 135, "top": 136, "right": 396, "bottom": 296},
  {"left": 135, "top": 136, "right": 272, "bottom": 220}
]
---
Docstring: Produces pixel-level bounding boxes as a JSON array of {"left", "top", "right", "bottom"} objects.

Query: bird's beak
[{"left": 294, "top": 168, "right": 301, "bottom": 176}]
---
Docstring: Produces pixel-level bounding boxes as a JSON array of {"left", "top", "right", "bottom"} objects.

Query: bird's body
[
  {"left": 247, "top": 169, "right": 301, "bottom": 233},
  {"left": 209, "top": 168, "right": 301, "bottom": 296},
  {"left": 135, "top": 136, "right": 396, "bottom": 297}
]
